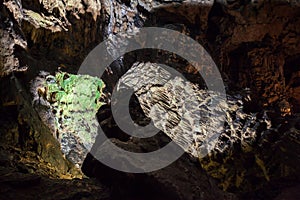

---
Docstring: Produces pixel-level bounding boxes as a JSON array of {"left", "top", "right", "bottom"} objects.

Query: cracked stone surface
[{"left": 0, "top": 0, "right": 299, "bottom": 199}]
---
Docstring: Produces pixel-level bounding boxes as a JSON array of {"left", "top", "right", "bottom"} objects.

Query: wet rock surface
[{"left": 0, "top": 0, "right": 299, "bottom": 199}]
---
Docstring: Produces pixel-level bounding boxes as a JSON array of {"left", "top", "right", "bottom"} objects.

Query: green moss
[{"left": 44, "top": 72, "right": 105, "bottom": 165}]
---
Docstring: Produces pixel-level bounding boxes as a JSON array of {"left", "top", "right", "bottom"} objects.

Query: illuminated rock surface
[{"left": 0, "top": 0, "right": 299, "bottom": 199}]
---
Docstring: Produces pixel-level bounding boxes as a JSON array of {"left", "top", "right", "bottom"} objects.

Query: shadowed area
[{"left": 0, "top": 0, "right": 299, "bottom": 199}]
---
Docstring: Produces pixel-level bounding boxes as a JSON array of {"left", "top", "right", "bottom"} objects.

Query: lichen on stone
[{"left": 32, "top": 71, "right": 105, "bottom": 167}]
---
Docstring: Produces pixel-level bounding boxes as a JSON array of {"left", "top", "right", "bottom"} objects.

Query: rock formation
[{"left": 0, "top": 0, "right": 299, "bottom": 199}]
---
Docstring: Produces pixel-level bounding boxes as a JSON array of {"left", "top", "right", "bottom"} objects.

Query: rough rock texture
[
  {"left": 101, "top": 0, "right": 300, "bottom": 114},
  {"left": 0, "top": 74, "right": 78, "bottom": 176},
  {"left": 2, "top": 1, "right": 299, "bottom": 110},
  {"left": 110, "top": 62, "right": 300, "bottom": 195},
  {"left": 0, "top": 0, "right": 299, "bottom": 200},
  {"left": 1, "top": 0, "right": 103, "bottom": 77},
  {"left": 209, "top": 1, "right": 300, "bottom": 114},
  {"left": 31, "top": 71, "right": 106, "bottom": 167}
]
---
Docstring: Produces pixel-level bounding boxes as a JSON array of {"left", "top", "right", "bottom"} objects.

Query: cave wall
[
  {"left": 0, "top": 0, "right": 299, "bottom": 198},
  {"left": 1, "top": 0, "right": 103, "bottom": 78},
  {"left": 145, "top": 1, "right": 300, "bottom": 114},
  {"left": 1, "top": 0, "right": 299, "bottom": 112},
  {"left": 208, "top": 1, "right": 300, "bottom": 114}
]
